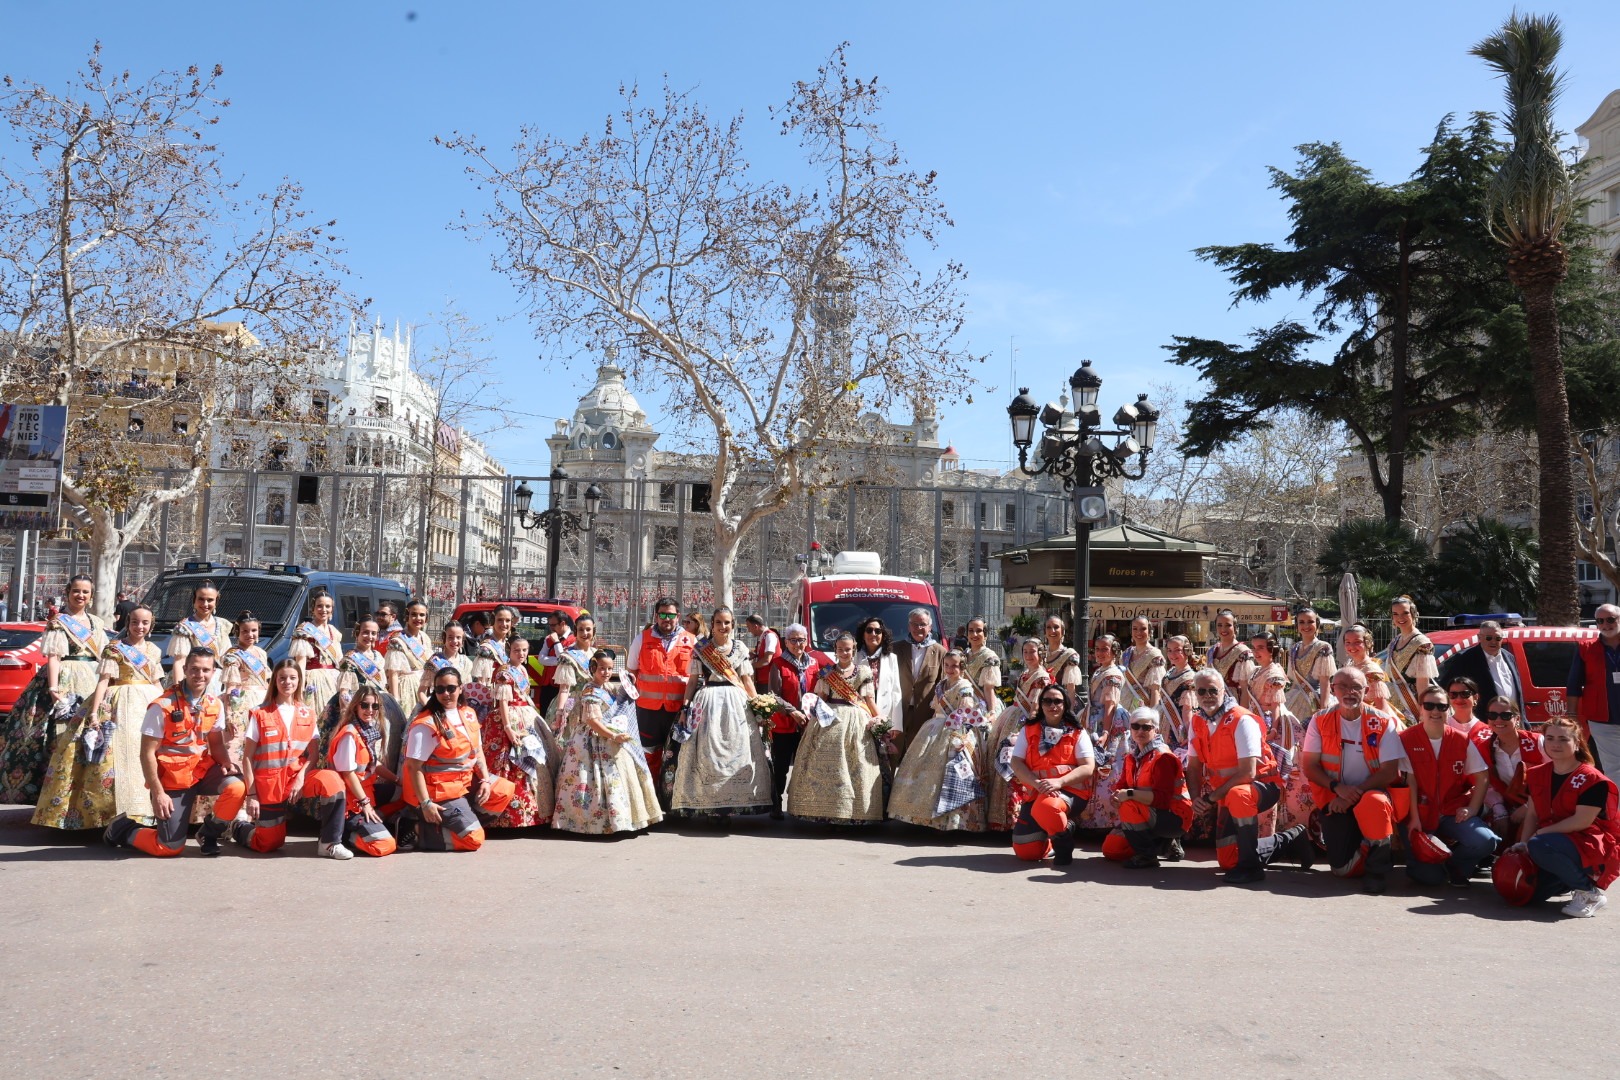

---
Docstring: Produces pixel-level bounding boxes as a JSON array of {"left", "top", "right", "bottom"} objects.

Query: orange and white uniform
[
  {"left": 233, "top": 702, "right": 345, "bottom": 853},
  {"left": 1187, "top": 698, "right": 1281, "bottom": 872},
  {"left": 327, "top": 719, "right": 397, "bottom": 857},
  {"left": 105, "top": 688, "right": 245, "bottom": 858}
]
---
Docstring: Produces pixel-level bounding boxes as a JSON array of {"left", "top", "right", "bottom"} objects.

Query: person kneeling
[
  {"left": 1509, "top": 716, "right": 1620, "bottom": 918},
  {"left": 1392, "top": 686, "right": 1495, "bottom": 888},
  {"left": 1103, "top": 708, "right": 1192, "bottom": 869},
  {"left": 326, "top": 687, "right": 398, "bottom": 856},
  {"left": 233, "top": 660, "right": 350, "bottom": 860},
  {"left": 1186, "top": 671, "right": 1309, "bottom": 885},
  {"left": 401, "top": 668, "right": 511, "bottom": 852},
  {"left": 1008, "top": 685, "right": 1095, "bottom": 866},
  {"left": 104, "top": 648, "right": 244, "bottom": 857}
]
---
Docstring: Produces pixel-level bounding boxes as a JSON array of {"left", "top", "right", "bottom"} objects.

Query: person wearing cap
[
  {"left": 1386, "top": 683, "right": 1494, "bottom": 887},
  {"left": 1102, "top": 707, "right": 1191, "bottom": 869},
  {"left": 1568, "top": 603, "right": 1620, "bottom": 774},
  {"left": 745, "top": 614, "right": 781, "bottom": 687}
]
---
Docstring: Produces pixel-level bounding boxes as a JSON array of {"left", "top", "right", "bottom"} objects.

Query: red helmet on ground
[
  {"left": 1408, "top": 828, "right": 1452, "bottom": 865},
  {"left": 1492, "top": 850, "right": 1538, "bottom": 906}
]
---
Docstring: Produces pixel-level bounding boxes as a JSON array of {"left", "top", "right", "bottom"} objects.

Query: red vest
[
  {"left": 328, "top": 721, "right": 376, "bottom": 814},
  {"left": 768, "top": 653, "right": 820, "bottom": 735},
  {"left": 1576, "top": 637, "right": 1615, "bottom": 725},
  {"left": 635, "top": 626, "right": 697, "bottom": 712},
  {"left": 1190, "top": 703, "right": 1279, "bottom": 792},
  {"left": 1307, "top": 707, "right": 1395, "bottom": 807},
  {"left": 1021, "top": 722, "right": 1093, "bottom": 798},
  {"left": 405, "top": 707, "right": 477, "bottom": 805},
  {"left": 534, "top": 633, "right": 574, "bottom": 688},
  {"left": 152, "top": 690, "right": 224, "bottom": 791},
  {"left": 1120, "top": 746, "right": 1193, "bottom": 829},
  {"left": 1527, "top": 761, "right": 1620, "bottom": 889},
  {"left": 249, "top": 703, "right": 319, "bottom": 805},
  {"left": 1471, "top": 727, "right": 1546, "bottom": 807},
  {"left": 1398, "top": 724, "right": 1476, "bottom": 832}
]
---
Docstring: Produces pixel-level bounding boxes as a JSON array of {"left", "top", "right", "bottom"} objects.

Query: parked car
[
  {"left": 0, "top": 622, "right": 47, "bottom": 713},
  {"left": 1433, "top": 625, "right": 1597, "bottom": 727},
  {"left": 141, "top": 563, "right": 411, "bottom": 672}
]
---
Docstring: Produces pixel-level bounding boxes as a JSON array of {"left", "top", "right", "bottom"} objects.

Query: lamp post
[
  {"left": 513, "top": 466, "right": 603, "bottom": 601},
  {"left": 1008, "top": 361, "right": 1158, "bottom": 683}
]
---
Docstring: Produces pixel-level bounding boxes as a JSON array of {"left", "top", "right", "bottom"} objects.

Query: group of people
[{"left": 0, "top": 582, "right": 1615, "bottom": 918}]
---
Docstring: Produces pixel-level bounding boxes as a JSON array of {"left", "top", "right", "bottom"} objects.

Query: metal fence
[{"left": 0, "top": 468, "right": 1073, "bottom": 648}]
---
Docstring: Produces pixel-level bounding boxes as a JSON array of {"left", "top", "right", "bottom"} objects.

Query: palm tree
[
  {"left": 1317, "top": 518, "right": 1432, "bottom": 593},
  {"left": 1473, "top": 14, "right": 1579, "bottom": 626},
  {"left": 1431, "top": 516, "right": 1540, "bottom": 613}
]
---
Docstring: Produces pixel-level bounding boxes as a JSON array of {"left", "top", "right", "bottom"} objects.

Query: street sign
[{"left": 0, "top": 404, "right": 66, "bottom": 531}]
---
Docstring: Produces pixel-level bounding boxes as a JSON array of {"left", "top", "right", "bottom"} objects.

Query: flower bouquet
[{"left": 747, "top": 693, "right": 781, "bottom": 739}]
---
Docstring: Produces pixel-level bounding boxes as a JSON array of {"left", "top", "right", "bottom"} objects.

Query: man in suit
[
  {"left": 1447, "top": 621, "right": 1523, "bottom": 711},
  {"left": 891, "top": 607, "right": 945, "bottom": 753}
]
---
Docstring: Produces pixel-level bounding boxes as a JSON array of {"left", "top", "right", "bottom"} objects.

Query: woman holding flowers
[
  {"left": 785, "top": 630, "right": 887, "bottom": 825},
  {"left": 671, "top": 608, "right": 770, "bottom": 818}
]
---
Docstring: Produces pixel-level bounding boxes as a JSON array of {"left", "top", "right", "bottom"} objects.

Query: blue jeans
[
  {"left": 1528, "top": 833, "right": 1594, "bottom": 900},
  {"left": 1406, "top": 815, "right": 1499, "bottom": 885}
]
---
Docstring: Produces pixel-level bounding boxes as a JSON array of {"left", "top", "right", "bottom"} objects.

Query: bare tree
[
  {"left": 443, "top": 44, "right": 978, "bottom": 604},
  {"left": 1576, "top": 435, "right": 1620, "bottom": 594},
  {"left": 0, "top": 46, "right": 349, "bottom": 617}
]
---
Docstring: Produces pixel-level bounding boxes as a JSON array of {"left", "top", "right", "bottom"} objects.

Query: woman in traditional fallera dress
[
  {"left": 1121, "top": 616, "right": 1165, "bottom": 710},
  {"left": 985, "top": 637, "right": 1049, "bottom": 830},
  {"left": 1160, "top": 635, "right": 1197, "bottom": 750},
  {"left": 1381, "top": 594, "right": 1438, "bottom": 726},
  {"left": 962, "top": 618, "right": 1003, "bottom": 720},
  {"left": 553, "top": 650, "right": 663, "bottom": 835},
  {"left": 434, "top": 621, "right": 475, "bottom": 685},
  {"left": 1082, "top": 635, "right": 1136, "bottom": 831},
  {"left": 466, "top": 605, "right": 518, "bottom": 723},
  {"left": 0, "top": 575, "right": 108, "bottom": 805},
  {"left": 785, "top": 631, "right": 886, "bottom": 825},
  {"left": 1343, "top": 624, "right": 1395, "bottom": 715},
  {"left": 1246, "top": 631, "right": 1285, "bottom": 716},
  {"left": 673, "top": 608, "right": 771, "bottom": 818},
  {"left": 483, "top": 635, "right": 558, "bottom": 828},
  {"left": 289, "top": 588, "right": 343, "bottom": 712},
  {"left": 1042, "top": 615, "right": 1083, "bottom": 703},
  {"left": 888, "top": 650, "right": 989, "bottom": 832},
  {"left": 165, "top": 580, "right": 232, "bottom": 693},
  {"left": 194, "top": 612, "right": 268, "bottom": 823},
  {"left": 543, "top": 614, "right": 597, "bottom": 727},
  {"left": 32, "top": 606, "right": 164, "bottom": 829},
  {"left": 1206, "top": 609, "right": 1256, "bottom": 700},
  {"left": 1286, "top": 608, "right": 1337, "bottom": 719},
  {"left": 386, "top": 600, "right": 434, "bottom": 712}
]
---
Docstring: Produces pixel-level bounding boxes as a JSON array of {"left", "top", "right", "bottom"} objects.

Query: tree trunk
[
  {"left": 712, "top": 528, "right": 739, "bottom": 611},
  {"left": 88, "top": 510, "right": 128, "bottom": 622},
  {"left": 1522, "top": 280, "right": 1580, "bottom": 625}
]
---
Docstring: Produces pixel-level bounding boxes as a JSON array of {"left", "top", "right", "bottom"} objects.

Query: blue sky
[{"left": 4, "top": 1, "right": 1616, "bottom": 474}]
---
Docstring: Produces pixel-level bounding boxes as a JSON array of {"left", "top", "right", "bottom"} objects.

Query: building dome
[{"left": 573, "top": 362, "right": 652, "bottom": 432}]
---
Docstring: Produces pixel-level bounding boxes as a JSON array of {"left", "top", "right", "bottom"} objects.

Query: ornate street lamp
[
  {"left": 1008, "top": 360, "right": 1157, "bottom": 681},
  {"left": 514, "top": 466, "right": 603, "bottom": 600}
]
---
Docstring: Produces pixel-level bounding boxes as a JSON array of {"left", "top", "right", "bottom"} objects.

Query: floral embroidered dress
[
  {"left": 1381, "top": 631, "right": 1438, "bottom": 726},
  {"left": 553, "top": 683, "right": 663, "bottom": 835},
  {"left": 963, "top": 645, "right": 1004, "bottom": 720},
  {"left": 784, "top": 662, "right": 885, "bottom": 824},
  {"left": 167, "top": 614, "right": 233, "bottom": 693},
  {"left": 465, "top": 635, "right": 502, "bottom": 721},
  {"left": 289, "top": 621, "right": 343, "bottom": 711},
  {"left": 672, "top": 637, "right": 772, "bottom": 816},
  {"left": 543, "top": 645, "right": 593, "bottom": 728},
  {"left": 1286, "top": 638, "right": 1337, "bottom": 719},
  {"left": 386, "top": 630, "right": 434, "bottom": 712},
  {"left": 0, "top": 610, "right": 108, "bottom": 805},
  {"left": 484, "top": 661, "right": 558, "bottom": 827},
  {"left": 33, "top": 639, "right": 163, "bottom": 829},
  {"left": 888, "top": 676, "right": 989, "bottom": 832},
  {"left": 984, "top": 665, "right": 1048, "bottom": 830}
]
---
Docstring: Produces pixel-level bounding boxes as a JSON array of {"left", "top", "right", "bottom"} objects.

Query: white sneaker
[
  {"left": 1561, "top": 889, "right": 1608, "bottom": 918},
  {"left": 319, "top": 842, "right": 355, "bottom": 861}
]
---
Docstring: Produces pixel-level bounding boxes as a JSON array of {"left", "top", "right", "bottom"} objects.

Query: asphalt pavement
[{"left": 0, "top": 805, "right": 1609, "bottom": 1079}]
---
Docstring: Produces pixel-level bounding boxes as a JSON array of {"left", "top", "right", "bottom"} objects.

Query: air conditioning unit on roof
[{"left": 831, "top": 551, "right": 882, "bottom": 575}]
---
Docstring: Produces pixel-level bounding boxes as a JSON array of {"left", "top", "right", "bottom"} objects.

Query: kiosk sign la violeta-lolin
[{"left": 0, "top": 404, "right": 67, "bottom": 530}]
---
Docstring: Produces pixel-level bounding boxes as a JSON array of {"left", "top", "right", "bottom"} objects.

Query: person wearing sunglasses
[
  {"left": 1510, "top": 716, "right": 1620, "bottom": 917},
  {"left": 1186, "top": 670, "right": 1309, "bottom": 885},
  {"left": 1102, "top": 708, "right": 1191, "bottom": 869},
  {"left": 853, "top": 617, "right": 904, "bottom": 752},
  {"left": 1444, "top": 677, "right": 1484, "bottom": 738},
  {"left": 1475, "top": 697, "right": 1547, "bottom": 840},
  {"left": 1567, "top": 604, "right": 1620, "bottom": 775},
  {"left": 400, "top": 668, "right": 511, "bottom": 852},
  {"left": 324, "top": 687, "right": 398, "bottom": 856},
  {"left": 1386, "top": 685, "right": 1493, "bottom": 887},
  {"left": 1444, "top": 620, "right": 1521, "bottom": 713},
  {"left": 1008, "top": 684, "right": 1095, "bottom": 865},
  {"left": 627, "top": 597, "right": 697, "bottom": 787},
  {"left": 1301, "top": 666, "right": 1409, "bottom": 893}
]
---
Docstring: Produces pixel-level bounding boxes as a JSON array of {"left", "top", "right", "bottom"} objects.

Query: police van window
[
  {"left": 338, "top": 592, "right": 369, "bottom": 632},
  {"left": 1522, "top": 642, "right": 1579, "bottom": 688},
  {"left": 374, "top": 593, "right": 409, "bottom": 619}
]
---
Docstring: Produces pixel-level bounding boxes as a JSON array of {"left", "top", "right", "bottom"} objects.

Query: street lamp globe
[
  {"left": 1132, "top": 394, "right": 1159, "bottom": 452},
  {"left": 583, "top": 482, "right": 604, "bottom": 520},
  {"left": 1007, "top": 388, "right": 1040, "bottom": 450},
  {"left": 1069, "top": 360, "right": 1102, "bottom": 410},
  {"left": 514, "top": 480, "right": 534, "bottom": 515}
]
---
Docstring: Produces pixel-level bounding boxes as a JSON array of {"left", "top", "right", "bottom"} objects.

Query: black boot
[
  {"left": 1224, "top": 822, "right": 1266, "bottom": 884},
  {"left": 1267, "top": 824, "right": 1314, "bottom": 871},
  {"left": 1160, "top": 838, "right": 1185, "bottom": 862},
  {"left": 1051, "top": 822, "right": 1078, "bottom": 866},
  {"left": 103, "top": 814, "right": 137, "bottom": 848},
  {"left": 1363, "top": 838, "right": 1393, "bottom": 894}
]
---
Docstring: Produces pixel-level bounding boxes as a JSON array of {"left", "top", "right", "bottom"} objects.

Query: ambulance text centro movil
[{"left": 794, "top": 551, "right": 942, "bottom": 658}]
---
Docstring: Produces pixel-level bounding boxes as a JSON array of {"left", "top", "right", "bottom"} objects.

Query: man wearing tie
[{"left": 891, "top": 607, "right": 945, "bottom": 754}]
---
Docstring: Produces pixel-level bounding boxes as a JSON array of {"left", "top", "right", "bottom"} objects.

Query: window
[
  {"left": 1610, "top": 186, "right": 1620, "bottom": 221},
  {"left": 1578, "top": 561, "right": 1603, "bottom": 582},
  {"left": 227, "top": 438, "right": 250, "bottom": 465},
  {"left": 978, "top": 501, "right": 989, "bottom": 527},
  {"left": 234, "top": 387, "right": 252, "bottom": 415},
  {"left": 266, "top": 440, "right": 289, "bottom": 470},
  {"left": 264, "top": 492, "right": 286, "bottom": 526},
  {"left": 594, "top": 524, "right": 616, "bottom": 554},
  {"left": 691, "top": 528, "right": 714, "bottom": 559},
  {"left": 373, "top": 396, "right": 391, "bottom": 418},
  {"left": 1004, "top": 502, "right": 1016, "bottom": 529},
  {"left": 659, "top": 482, "right": 677, "bottom": 512},
  {"left": 311, "top": 392, "right": 330, "bottom": 423},
  {"left": 306, "top": 442, "right": 328, "bottom": 470},
  {"left": 172, "top": 415, "right": 189, "bottom": 436},
  {"left": 261, "top": 539, "right": 283, "bottom": 558},
  {"left": 127, "top": 415, "right": 145, "bottom": 434},
  {"left": 941, "top": 499, "right": 955, "bottom": 525},
  {"left": 1523, "top": 641, "right": 1580, "bottom": 688},
  {"left": 339, "top": 592, "right": 369, "bottom": 632},
  {"left": 222, "top": 538, "right": 243, "bottom": 558},
  {"left": 978, "top": 541, "right": 991, "bottom": 570},
  {"left": 655, "top": 525, "right": 679, "bottom": 559}
]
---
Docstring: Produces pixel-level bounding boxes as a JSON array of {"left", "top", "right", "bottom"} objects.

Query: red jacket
[
  {"left": 768, "top": 652, "right": 821, "bottom": 735},
  {"left": 1574, "top": 637, "right": 1615, "bottom": 725},
  {"left": 1527, "top": 761, "right": 1620, "bottom": 889},
  {"left": 1120, "top": 746, "right": 1192, "bottom": 830},
  {"left": 1470, "top": 727, "right": 1545, "bottom": 808}
]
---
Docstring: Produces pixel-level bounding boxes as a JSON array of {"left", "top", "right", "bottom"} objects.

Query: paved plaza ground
[{"left": 0, "top": 804, "right": 1609, "bottom": 1079}]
